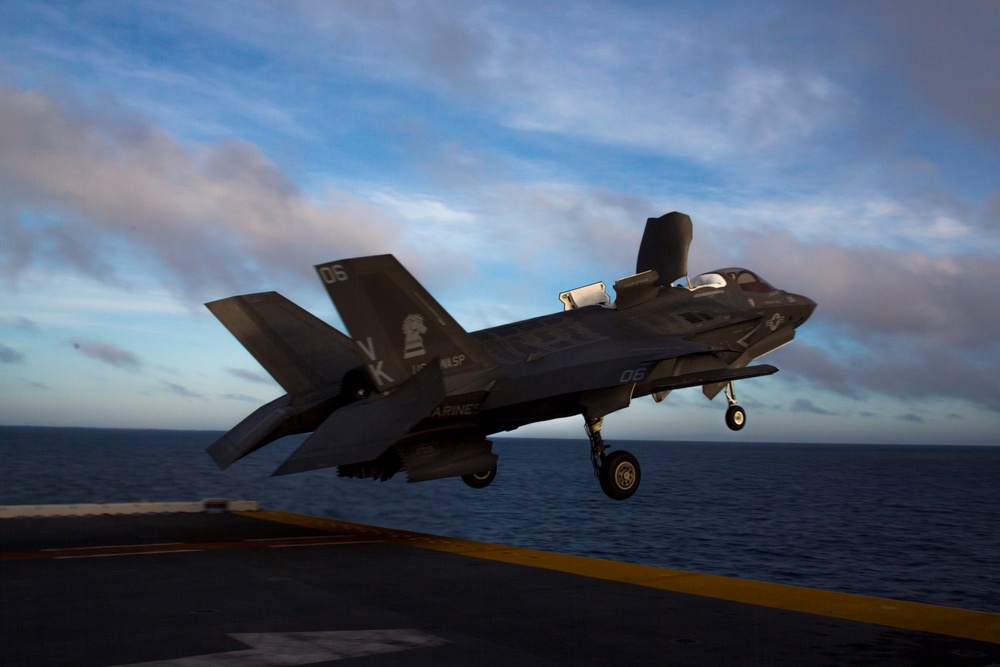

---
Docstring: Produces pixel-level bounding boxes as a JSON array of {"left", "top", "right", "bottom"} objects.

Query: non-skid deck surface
[{"left": 2, "top": 508, "right": 997, "bottom": 666}]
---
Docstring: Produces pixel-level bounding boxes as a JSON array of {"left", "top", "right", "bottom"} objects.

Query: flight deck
[{"left": 2, "top": 501, "right": 998, "bottom": 666}]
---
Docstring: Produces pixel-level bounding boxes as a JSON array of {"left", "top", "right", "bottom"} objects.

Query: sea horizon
[
  {"left": 2, "top": 422, "right": 995, "bottom": 449},
  {"left": 3, "top": 425, "right": 999, "bottom": 614}
]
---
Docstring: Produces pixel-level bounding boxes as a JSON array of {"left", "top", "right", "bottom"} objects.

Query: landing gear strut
[
  {"left": 724, "top": 381, "right": 746, "bottom": 431},
  {"left": 585, "top": 417, "right": 641, "bottom": 500},
  {"left": 586, "top": 417, "right": 607, "bottom": 479}
]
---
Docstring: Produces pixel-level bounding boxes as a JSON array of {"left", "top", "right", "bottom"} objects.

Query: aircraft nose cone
[{"left": 790, "top": 294, "right": 817, "bottom": 328}]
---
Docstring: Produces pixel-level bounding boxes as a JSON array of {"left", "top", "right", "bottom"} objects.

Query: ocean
[{"left": 2, "top": 426, "right": 998, "bottom": 614}]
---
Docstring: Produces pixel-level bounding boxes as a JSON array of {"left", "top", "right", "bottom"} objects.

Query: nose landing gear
[
  {"left": 585, "top": 417, "right": 641, "bottom": 500},
  {"left": 724, "top": 381, "right": 746, "bottom": 431}
]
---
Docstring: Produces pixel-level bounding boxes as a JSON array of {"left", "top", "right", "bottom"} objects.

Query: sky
[{"left": 1, "top": 1, "right": 998, "bottom": 445}]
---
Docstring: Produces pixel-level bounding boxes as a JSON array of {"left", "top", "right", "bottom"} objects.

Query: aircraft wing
[
  {"left": 483, "top": 337, "right": 722, "bottom": 410},
  {"left": 272, "top": 360, "right": 445, "bottom": 476},
  {"left": 646, "top": 364, "right": 778, "bottom": 393},
  {"left": 702, "top": 324, "right": 796, "bottom": 399}
]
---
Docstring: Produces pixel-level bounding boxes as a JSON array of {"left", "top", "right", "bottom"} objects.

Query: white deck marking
[
  {"left": 112, "top": 629, "right": 449, "bottom": 666},
  {"left": 268, "top": 540, "right": 382, "bottom": 548},
  {"left": 44, "top": 542, "right": 183, "bottom": 551},
  {"left": 55, "top": 549, "right": 201, "bottom": 559}
]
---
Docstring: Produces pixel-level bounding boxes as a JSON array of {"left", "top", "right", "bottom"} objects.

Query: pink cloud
[
  {"left": 0, "top": 85, "right": 399, "bottom": 301},
  {"left": 71, "top": 340, "right": 141, "bottom": 370}
]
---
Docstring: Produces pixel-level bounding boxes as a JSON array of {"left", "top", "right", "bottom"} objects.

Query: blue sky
[{"left": 1, "top": 1, "right": 998, "bottom": 444}]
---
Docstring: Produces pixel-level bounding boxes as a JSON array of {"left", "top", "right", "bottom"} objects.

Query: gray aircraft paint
[{"left": 207, "top": 212, "right": 815, "bottom": 499}]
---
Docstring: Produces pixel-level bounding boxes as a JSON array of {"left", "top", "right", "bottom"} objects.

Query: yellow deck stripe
[{"left": 244, "top": 510, "right": 1000, "bottom": 646}]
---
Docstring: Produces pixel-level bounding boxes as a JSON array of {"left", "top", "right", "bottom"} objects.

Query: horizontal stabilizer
[
  {"left": 207, "top": 394, "right": 295, "bottom": 469},
  {"left": 648, "top": 364, "right": 778, "bottom": 393},
  {"left": 206, "top": 292, "right": 364, "bottom": 399},
  {"left": 272, "top": 360, "right": 445, "bottom": 476},
  {"left": 206, "top": 394, "right": 343, "bottom": 470}
]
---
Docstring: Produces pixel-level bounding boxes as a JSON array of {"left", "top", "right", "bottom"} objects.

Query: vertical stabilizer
[{"left": 316, "top": 255, "right": 495, "bottom": 391}]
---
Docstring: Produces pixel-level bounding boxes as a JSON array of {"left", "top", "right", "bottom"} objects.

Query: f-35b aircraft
[{"left": 207, "top": 212, "right": 815, "bottom": 500}]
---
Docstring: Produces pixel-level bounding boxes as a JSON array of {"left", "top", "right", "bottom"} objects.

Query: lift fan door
[{"left": 636, "top": 212, "right": 693, "bottom": 286}]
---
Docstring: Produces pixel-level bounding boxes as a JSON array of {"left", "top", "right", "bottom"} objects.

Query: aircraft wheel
[
  {"left": 725, "top": 405, "right": 746, "bottom": 431},
  {"left": 599, "top": 450, "right": 641, "bottom": 500},
  {"left": 462, "top": 464, "right": 497, "bottom": 489}
]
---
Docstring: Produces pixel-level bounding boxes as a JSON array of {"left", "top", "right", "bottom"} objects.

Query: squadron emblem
[{"left": 402, "top": 313, "right": 428, "bottom": 358}]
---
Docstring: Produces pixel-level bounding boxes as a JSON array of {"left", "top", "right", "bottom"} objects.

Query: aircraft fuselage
[
  {"left": 415, "top": 267, "right": 815, "bottom": 435},
  {"left": 207, "top": 212, "right": 817, "bottom": 500}
]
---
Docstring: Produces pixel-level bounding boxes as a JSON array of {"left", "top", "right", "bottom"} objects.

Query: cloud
[
  {"left": 227, "top": 367, "right": 276, "bottom": 385},
  {"left": 855, "top": 0, "right": 1000, "bottom": 144},
  {"left": 783, "top": 337, "right": 1000, "bottom": 413},
  {"left": 493, "top": 29, "right": 844, "bottom": 163},
  {"left": 775, "top": 342, "right": 860, "bottom": 399},
  {"left": 71, "top": 339, "right": 141, "bottom": 370},
  {"left": 472, "top": 182, "right": 651, "bottom": 274},
  {"left": 689, "top": 221, "right": 1000, "bottom": 413},
  {"left": 1, "top": 316, "right": 41, "bottom": 334},
  {"left": 223, "top": 392, "right": 262, "bottom": 403},
  {"left": 730, "top": 225, "right": 1000, "bottom": 348},
  {"left": 304, "top": 1, "right": 496, "bottom": 94},
  {"left": 3, "top": 2, "right": 998, "bottom": 434},
  {"left": 150, "top": 2, "right": 848, "bottom": 168},
  {"left": 0, "top": 85, "right": 399, "bottom": 302},
  {"left": 161, "top": 380, "right": 201, "bottom": 399},
  {"left": 898, "top": 412, "right": 925, "bottom": 424},
  {"left": 0, "top": 342, "right": 24, "bottom": 363},
  {"left": 790, "top": 397, "right": 837, "bottom": 416}
]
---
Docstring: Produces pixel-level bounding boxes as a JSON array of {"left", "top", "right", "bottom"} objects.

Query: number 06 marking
[
  {"left": 319, "top": 264, "right": 349, "bottom": 283},
  {"left": 620, "top": 368, "right": 647, "bottom": 383}
]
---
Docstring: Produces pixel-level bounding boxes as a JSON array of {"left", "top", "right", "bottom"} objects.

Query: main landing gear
[
  {"left": 724, "top": 381, "right": 746, "bottom": 431},
  {"left": 585, "top": 417, "right": 641, "bottom": 500}
]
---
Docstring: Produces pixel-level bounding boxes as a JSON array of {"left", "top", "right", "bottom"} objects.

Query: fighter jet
[{"left": 206, "top": 212, "right": 815, "bottom": 500}]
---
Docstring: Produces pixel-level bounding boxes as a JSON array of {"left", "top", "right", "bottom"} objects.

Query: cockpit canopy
[
  {"left": 689, "top": 268, "right": 777, "bottom": 294},
  {"left": 688, "top": 273, "right": 726, "bottom": 290}
]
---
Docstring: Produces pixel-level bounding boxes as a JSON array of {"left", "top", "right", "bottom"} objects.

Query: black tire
[
  {"left": 725, "top": 405, "right": 746, "bottom": 431},
  {"left": 599, "top": 450, "right": 641, "bottom": 500},
  {"left": 462, "top": 464, "right": 497, "bottom": 489}
]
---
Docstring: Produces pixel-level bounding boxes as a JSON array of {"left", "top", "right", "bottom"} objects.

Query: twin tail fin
[{"left": 315, "top": 255, "right": 495, "bottom": 391}]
